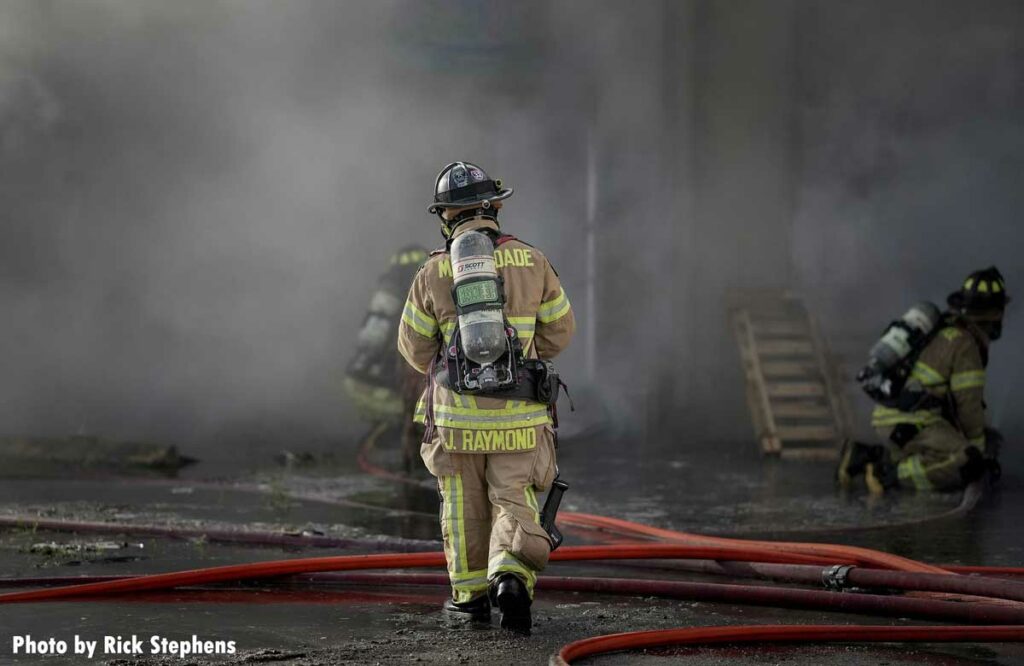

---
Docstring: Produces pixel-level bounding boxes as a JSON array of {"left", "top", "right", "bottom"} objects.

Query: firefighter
[
  {"left": 344, "top": 245, "right": 428, "bottom": 471},
  {"left": 397, "top": 161, "right": 575, "bottom": 633},
  {"left": 839, "top": 267, "right": 1007, "bottom": 493}
]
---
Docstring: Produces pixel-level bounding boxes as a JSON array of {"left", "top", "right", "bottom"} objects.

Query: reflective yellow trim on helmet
[
  {"left": 538, "top": 288, "right": 571, "bottom": 324},
  {"left": 978, "top": 281, "right": 990, "bottom": 293},
  {"left": 950, "top": 369, "right": 985, "bottom": 391},
  {"left": 964, "top": 278, "right": 974, "bottom": 290},
  {"left": 402, "top": 301, "right": 438, "bottom": 338}
]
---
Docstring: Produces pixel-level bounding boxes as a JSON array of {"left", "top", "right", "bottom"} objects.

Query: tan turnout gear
[
  {"left": 397, "top": 217, "right": 575, "bottom": 602},
  {"left": 871, "top": 318, "right": 988, "bottom": 490}
]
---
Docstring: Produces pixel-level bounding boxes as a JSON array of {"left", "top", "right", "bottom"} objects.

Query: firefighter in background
[
  {"left": 344, "top": 245, "right": 428, "bottom": 472},
  {"left": 398, "top": 161, "right": 574, "bottom": 633},
  {"left": 838, "top": 267, "right": 1008, "bottom": 493}
]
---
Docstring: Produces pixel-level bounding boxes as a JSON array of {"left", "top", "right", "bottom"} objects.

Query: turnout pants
[
  {"left": 875, "top": 420, "right": 975, "bottom": 491},
  {"left": 421, "top": 428, "right": 557, "bottom": 603}
]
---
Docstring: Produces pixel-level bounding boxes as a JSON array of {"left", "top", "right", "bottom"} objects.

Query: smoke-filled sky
[{"left": 0, "top": 1, "right": 1021, "bottom": 456}]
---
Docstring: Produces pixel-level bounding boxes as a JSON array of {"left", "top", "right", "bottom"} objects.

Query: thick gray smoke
[
  {"left": 0, "top": 1, "right": 589, "bottom": 458},
  {"left": 0, "top": 1, "right": 1020, "bottom": 461},
  {"left": 793, "top": 0, "right": 1024, "bottom": 441}
]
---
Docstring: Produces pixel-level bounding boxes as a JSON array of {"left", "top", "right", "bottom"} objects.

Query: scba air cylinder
[
  {"left": 865, "top": 301, "right": 942, "bottom": 376},
  {"left": 450, "top": 231, "right": 506, "bottom": 365}
]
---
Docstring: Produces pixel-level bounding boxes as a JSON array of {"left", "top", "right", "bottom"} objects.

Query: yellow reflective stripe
[
  {"left": 537, "top": 288, "right": 571, "bottom": 324},
  {"left": 441, "top": 476, "right": 468, "bottom": 576},
  {"left": 897, "top": 456, "right": 933, "bottom": 491},
  {"left": 343, "top": 377, "right": 404, "bottom": 420},
  {"left": 402, "top": 301, "right": 437, "bottom": 338},
  {"left": 440, "top": 321, "right": 456, "bottom": 345},
  {"left": 455, "top": 476, "right": 467, "bottom": 573},
  {"left": 439, "top": 477, "right": 453, "bottom": 570},
  {"left": 436, "top": 403, "right": 548, "bottom": 417},
  {"left": 433, "top": 405, "right": 551, "bottom": 430},
  {"left": 525, "top": 486, "right": 540, "bottom": 525},
  {"left": 443, "top": 319, "right": 534, "bottom": 345},
  {"left": 910, "top": 361, "right": 945, "bottom": 387},
  {"left": 413, "top": 398, "right": 427, "bottom": 425},
  {"left": 969, "top": 434, "right": 986, "bottom": 447},
  {"left": 451, "top": 568, "right": 488, "bottom": 603},
  {"left": 488, "top": 551, "right": 537, "bottom": 596},
  {"left": 451, "top": 569, "right": 488, "bottom": 584},
  {"left": 394, "top": 249, "right": 426, "bottom": 266},
  {"left": 508, "top": 316, "right": 536, "bottom": 345},
  {"left": 950, "top": 370, "right": 985, "bottom": 391},
  {"left": 870, "top": 407, "right": 941, "bottom": 427},
  {"left": 508, "top": 316, "right": 536, "bottom": 331}
]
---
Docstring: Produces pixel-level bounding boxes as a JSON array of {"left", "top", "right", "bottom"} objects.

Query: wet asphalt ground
[{"left": 1, "top": 427, "right": 1023, "bottom": 665}]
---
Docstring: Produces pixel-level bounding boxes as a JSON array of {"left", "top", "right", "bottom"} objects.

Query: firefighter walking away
[{"left": 397, "top": 161, "right": 575, "bottom": 633}]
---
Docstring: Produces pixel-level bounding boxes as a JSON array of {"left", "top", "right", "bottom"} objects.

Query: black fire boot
[
  {"left": 442, "top": 594, "right": 491, "bottom": 622},
  {"left": 490, "top": 574, "right": 532, "bottom": 635},
  {"left": 960, "top": 446, "right": 989, "bottom": 486},
  {"left": 837, "top": 440, "right": 896, "bottom": 494}
]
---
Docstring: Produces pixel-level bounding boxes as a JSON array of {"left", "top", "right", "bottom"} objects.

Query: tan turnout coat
[{"left": 397, "top": 218, "right": 575, "bottom": 460}]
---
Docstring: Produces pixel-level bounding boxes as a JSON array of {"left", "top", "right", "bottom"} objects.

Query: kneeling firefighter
[
  {"left": 839, "top": 267, "right": 1008, "bottom": 493},
  {"left": 397, "top": 161, "right": 575, "bottom": 633},
  {"left": 344, "top": 245, "right": 428, "bottom": 472}
]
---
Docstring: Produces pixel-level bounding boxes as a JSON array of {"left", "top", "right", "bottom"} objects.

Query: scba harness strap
[
  {"left": 421, "top": 232, "right": 571, "bottom": 444},
  {"left": 433, "top": 230, "right": 522, "bottom": 258}
]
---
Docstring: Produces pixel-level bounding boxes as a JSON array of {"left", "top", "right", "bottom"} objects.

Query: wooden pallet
[{"left": 729, "top": 290, "right": 850, "bottom": 460}]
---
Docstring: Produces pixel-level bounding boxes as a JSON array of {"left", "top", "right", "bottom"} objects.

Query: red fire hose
[
  {"left": 3, "top": 570, "right": 1023, "bottom": 625},
  {"left": 351, "top": 426, "right": 1024, "bottom": 661},
  {"left": 0, "top": 544, "right": 848, "bottom": 604},
  {"left": 553, "top": 625, "right": 1024, "bottom": 665},
  {"left": 1, "top": 429, "right": 1018, "bottom": 664}
]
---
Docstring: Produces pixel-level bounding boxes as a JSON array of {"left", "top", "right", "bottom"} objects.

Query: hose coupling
[{"left": 822, "top": 564, "right": 856, "bottom": 591}]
